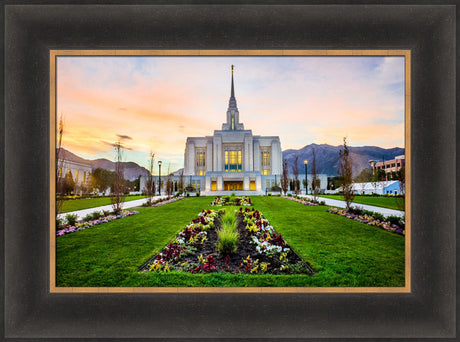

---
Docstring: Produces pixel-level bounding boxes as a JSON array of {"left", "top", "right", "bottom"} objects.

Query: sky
[{"left": 57, "top": 56, "right": 405, "bottom": 172}]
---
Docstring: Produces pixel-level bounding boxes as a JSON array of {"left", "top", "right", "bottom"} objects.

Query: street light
[
  {"left": 158, "top": 160, "right": 162, "bottom": 196},
  {"left": 304, "top": 159, "right": 308, "bottom": 195},
  {"left": 189, "top": 174, "right": 192, "bottom": 190}
]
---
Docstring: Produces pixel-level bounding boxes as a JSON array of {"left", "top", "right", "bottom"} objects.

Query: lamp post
[
  {"left": 189, "top": 174, "right": 192, "bottom": 190},
  {"left": 158, "top": 160, "right": 162, "bottom": 196},
  {"left": 304, "top": 159, "right": 308, "bottom": 195}
]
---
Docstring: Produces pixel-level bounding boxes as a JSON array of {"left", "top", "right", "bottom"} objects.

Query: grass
[
  {"left": 60, "top": 195, "right": 147, "bottom": 213},
  {"left": 318, "top": 194, "right": 403, "bottom": 210},
  {"left": 251, "top": 196, "right": 405, "bottom": 287},
  {"left": 217, "top": 208, "right": 239, "bottom": 255},
  {"left": 56, "top": 196, "right": 405, "bottom": 287}
]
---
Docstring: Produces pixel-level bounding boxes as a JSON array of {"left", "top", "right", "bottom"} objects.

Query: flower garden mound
[
  {"left": 139, "top": 208, "right": 314, "bottom": 275},
  {"left": 56, "top": 210, "right": 139, "bottom": 237},
  {"left": 327, "top": 207, "right": 405, "bottom": 236},
  {"left": 283, "top": 195, "right": 326, "bottom": 206},
  {"left": 211, "top": 195, "right": 252, "bottom": 207}
]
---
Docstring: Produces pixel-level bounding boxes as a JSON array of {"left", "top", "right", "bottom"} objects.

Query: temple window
[{"left": 224, "top": 150, "right": 242, "bottom": 172}]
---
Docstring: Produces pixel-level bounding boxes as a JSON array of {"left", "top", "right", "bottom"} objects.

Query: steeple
[
  {"left": 228, "top": 64, "right": 238, "bottom": 110},
  {"left": 231, "top": 65, "right": 235, "bottom": 98},
  {"left": 222, "top": 65, "right": 243, "bottom": 130}
]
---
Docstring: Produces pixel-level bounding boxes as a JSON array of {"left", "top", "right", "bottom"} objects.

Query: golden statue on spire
[{"left": 231, "top": 65, "right": 234, "bottom": 74}]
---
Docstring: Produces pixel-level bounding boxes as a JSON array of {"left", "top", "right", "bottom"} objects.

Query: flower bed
[
  {"left": 327, "top": 207, "right": 405, "bottom": 236},
  {"left": 140, "top": 207, "right": 314, "bottom": 275},
  {"left": 211, "top": 196, "right": 252, "bottom": 206},
  {"left": 56, "top": 210, "right": 139, "bottom": 237},
  {"left": 283, "top": 195, "right": 325, "bottom": 206},
  {"left": 143, "top": 196, "right": 184, "bottom": 207}
]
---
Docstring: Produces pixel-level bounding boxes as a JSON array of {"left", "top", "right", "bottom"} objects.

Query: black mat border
[{"left": 3, "top": 2, "right": 457, "bottom": 341}]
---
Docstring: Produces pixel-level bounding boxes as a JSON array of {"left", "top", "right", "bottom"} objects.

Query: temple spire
[
  {"left": 230, "top": 65, "right": 235, "bottom": 99},
  {"left": 222, "top": 65, "right": 243, "bottom": 130}
]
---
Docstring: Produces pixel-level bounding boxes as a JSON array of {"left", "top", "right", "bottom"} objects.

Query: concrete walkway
[
  {"left": 57, "top": 195, "right": 168, "bottom": 221},
  {"left": 298, "top": 195, "right": 405, "bottom": 217}
]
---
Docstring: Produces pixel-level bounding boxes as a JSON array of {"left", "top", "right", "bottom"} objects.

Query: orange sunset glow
[{"left": 57, "top": 56, "right": 405, "bottom": 172}]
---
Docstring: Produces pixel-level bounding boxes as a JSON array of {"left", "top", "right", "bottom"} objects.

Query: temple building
[
  {"left": 183, "top": 66, "right": 282, "bottom": 195},
  {"left": 140, "top": 66, "right": 328, "bottom": 195}
]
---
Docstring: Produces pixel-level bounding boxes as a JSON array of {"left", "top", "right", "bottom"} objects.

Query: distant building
[
  {"left": 348, "top": 181, "right": 402, "bottom": 195},
  {"left": 57, "top": 159, "right": 92, "bottom": 195},
  {"left": 369, "top": 155, "right": 405, "bottom": 179}
]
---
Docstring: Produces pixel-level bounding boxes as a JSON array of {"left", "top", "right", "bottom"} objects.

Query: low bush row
[
  {"left": 327, "top": 207, "right": 405, "bottom": 235},
  {"left": 56, "top": 210, "right": 139, "bottom": 237},
  {"left": 282, "top": 195, "right": 326, "bottom": 206}
]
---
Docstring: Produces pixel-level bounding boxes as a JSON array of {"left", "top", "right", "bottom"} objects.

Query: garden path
[
  {"left": 298, "top": 195, "right": 405, "bottom": 217},
  {"left": 57, "top": 195, "right": 168, "bottom": 220}
]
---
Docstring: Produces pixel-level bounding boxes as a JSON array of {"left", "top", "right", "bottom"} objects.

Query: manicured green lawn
[
  {"left": 61, "top": 195, "right": 147, "bottom": 213},
  {"left": 251, "top": 197, "right": 405, "bottom": 287},
  {"left": 318, "top": 194, "right": 403, "bottom": 210},
  {"left": 56, "top": 196, "right": 405, "bottom": 287}
]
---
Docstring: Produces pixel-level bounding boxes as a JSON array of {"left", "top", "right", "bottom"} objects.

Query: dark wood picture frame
[
  {"left": 2, "top": 3, "right": 456, "bottom": 340},
  {"left": 49, "top": 48, "right": 411, "bottom": 294}
]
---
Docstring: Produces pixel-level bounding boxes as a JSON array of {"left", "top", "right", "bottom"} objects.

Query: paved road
[
  {"left": 57, "top": 196, "right": 168, "bottom": 221},
  {"left": 298, "top": 195, "right": 405, "bottom": 217}
]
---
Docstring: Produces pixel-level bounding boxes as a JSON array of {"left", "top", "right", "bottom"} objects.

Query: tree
[
  {"left": 328, "top": 176, "right": 343, "bottom": 190},
  {"left": 396, "top": 167, "right": 405, "bottom": 211},
  {"left": 338, "top": 137, "right": 355, "bottom": 211},
  {"left": 310, "top": 148, "right": 320, "bottom": 201},
  {"left": 56, "top": 116, "right": 65, "bottom": 214},
  {"left": 354, "top": 167, "right": 373, "bottom": 183},
  {"left": 178, "top": 170, "right": 184, "bottom": 194},
  {"left": 280, "top": 159, "right": 289, "bottom": 195},
  {"left": 291, "top": 155, "right": 300, "bottom": 195},
  {"left": 165, "top": 164, "right": 174, "bottom": 198},
  {"left": 165, "top": 174, "right": 174, "bottom": 197},
  {"left": 372, "top": 168, "right": 386, "bottom": 182},
  {"left": 62, "top": 170, "right": 75, "bottom": 195},
  {"left": 92, "top": 168, "right": 116, "bottom": 193},
  {"left": 110, "top": 139, "right": 126, "bottom": 214},
  {"left": 144, "top": 152, "right": 156, "bottom": 204}
]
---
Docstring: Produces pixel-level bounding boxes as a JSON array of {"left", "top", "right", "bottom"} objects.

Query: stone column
[
  {"left": 243, "top": 176, "right": 249, "bottom": 190},
  {"left": 253, "top": 140, "right": 260, "bottom": 172},
  {"left": 206, "top": 141, "right": 213, "bottom": 172},
  {"left": 217, "top": 175, "right": 223, "bottom": 191}
]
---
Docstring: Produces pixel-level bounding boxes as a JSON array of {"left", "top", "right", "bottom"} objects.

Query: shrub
[
  {"left": 83, "top": 214, "right": 93, "bottom": 222},
  {"left": 196, "top": 192, "right": 200, "bottom": 197},
  {"left": 217, "top": 209, "right": 239, "bottom": 255},
  {"left": 65, "top": 214, "right": 78, "bottom": 226},
  {"left": 91, "top": 211, "right": 103, "bottom": 220},
  {"left": 217, "top": 229, "right": 239, "bottom": 255},
  {"left": 221, "top": 210, "right": 236, "bottom": 227},
  {"left": 386, "top": 215, "right": 404, "bottom": 227},
  {"left": 56, "top": 217, "right": 64, "bottom": 230}
]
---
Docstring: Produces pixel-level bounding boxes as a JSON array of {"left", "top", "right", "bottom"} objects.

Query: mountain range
[
  {"left": 60, "top": 143, "right": 404, "bottom": 180},
  {"left": 60, "top": 148, "right": 150, "bottom": 181},
  {"left": 282, "top": 143, "right": 404, "bottom": 177}
]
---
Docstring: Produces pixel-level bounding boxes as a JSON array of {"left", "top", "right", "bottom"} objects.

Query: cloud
[
  {"left": 57, "top": 56, "right": 405, "bottom": 169},
  {"left": 116, "top": 134, "right": 133, "bottom": 140}
]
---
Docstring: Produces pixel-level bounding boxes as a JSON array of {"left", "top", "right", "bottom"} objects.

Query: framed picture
[
  {"left": 50, "top": 50, "right": 410, "bottom": 294},
  {"left": 3, "top": 3, "right": 456, "bottom": 340}
]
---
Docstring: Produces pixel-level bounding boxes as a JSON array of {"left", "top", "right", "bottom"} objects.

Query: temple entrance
[{"left": 223, "top": 181, "right": 243, "bottom": 191}]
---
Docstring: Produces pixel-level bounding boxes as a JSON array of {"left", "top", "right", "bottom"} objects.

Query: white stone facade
[{"left": 183, "top": 66, "right": 282, "bottom": 194}]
